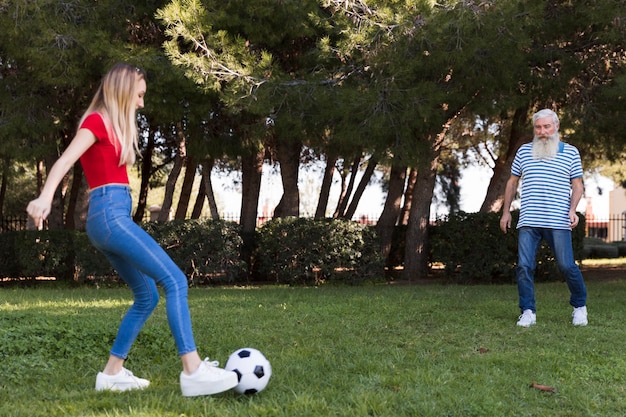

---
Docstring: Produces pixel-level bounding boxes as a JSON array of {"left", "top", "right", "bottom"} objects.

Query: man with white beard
[{"left": 500, "top": 108, "right": 588, "bottom": 327}]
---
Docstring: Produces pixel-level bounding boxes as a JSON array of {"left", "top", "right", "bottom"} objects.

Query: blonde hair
[{"left": 78, "top": 63, "right": 144, "bottom": 166}]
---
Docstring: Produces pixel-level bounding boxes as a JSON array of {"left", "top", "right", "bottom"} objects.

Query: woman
[{"left": 26, "top": 63, "right": 237, "bottom": 397}]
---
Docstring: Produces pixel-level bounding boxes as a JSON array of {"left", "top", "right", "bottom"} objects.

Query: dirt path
[{"left": 580, "top": 264, "right": 626, "bottom": 281}]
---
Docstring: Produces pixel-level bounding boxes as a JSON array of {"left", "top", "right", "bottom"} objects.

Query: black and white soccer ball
[{"left": 225, "top": 348, "right": 272, "bottom": 395}]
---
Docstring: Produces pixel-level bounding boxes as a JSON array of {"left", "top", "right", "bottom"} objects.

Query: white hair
[{"left": 532, "top": 109, "right": 559, "bottom": 129}]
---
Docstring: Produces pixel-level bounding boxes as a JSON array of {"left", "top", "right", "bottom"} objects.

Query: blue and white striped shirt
[{"left": 511, "top": 141, "right": 583, "bottom": 230}]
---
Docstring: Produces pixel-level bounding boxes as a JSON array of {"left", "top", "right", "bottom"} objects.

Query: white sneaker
[
  {"left": 180, "top": 358, "right": 238, "bottom": 397},
  {"left": 517, "top": 309, "right": 536, "bottom": 327},
  {"left": 573, "top": 306, "right": 588, "bottom": 326},
  {"left": 95, "top": 368, "right": 150, "bottom": 392}
]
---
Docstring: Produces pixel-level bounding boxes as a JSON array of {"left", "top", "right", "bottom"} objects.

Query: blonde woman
[{"left": 26, "top": 63, "right": 238, "bottom": 396}]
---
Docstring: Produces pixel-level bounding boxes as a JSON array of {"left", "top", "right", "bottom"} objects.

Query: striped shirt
[{"left": 511, "top": 141, "right": 583, "bottom": 230}]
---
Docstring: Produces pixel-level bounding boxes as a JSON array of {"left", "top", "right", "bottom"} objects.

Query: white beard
[{"left": 531, "top": 133, "right": 560, "bottom": 160}]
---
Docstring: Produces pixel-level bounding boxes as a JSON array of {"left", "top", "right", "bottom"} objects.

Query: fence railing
[
  {"left": 0, "top": 215, "right": 29, "bottom": 233},
  {"left": 3, "top": 214, "right": 626, "bottom": 242},
  {"left": 585, "top": 215, "right": 626, "bottom": 242}
]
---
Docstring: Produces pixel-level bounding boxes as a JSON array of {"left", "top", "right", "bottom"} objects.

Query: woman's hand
[
  {"left": 26, "top": 197, "right": 52, "bottom": 229},
  {"left": 24, "top": 128, "right": 97, "bottom": 229}
]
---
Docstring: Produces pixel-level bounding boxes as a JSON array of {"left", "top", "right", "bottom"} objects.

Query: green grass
[{"left": 1, "top": 281, "right": 625, "bottom": 417}]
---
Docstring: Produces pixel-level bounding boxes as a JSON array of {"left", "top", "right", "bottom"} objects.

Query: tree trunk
[
  {"left": 0, "top": 162, "right": 7, "bottom": 232},
  {"left": 36, "top": 159, "right": 44, "bottom": 193},
  {"left": 175, "top": 155, "right": 197, "bottom": 220},
  {"left": 159, "top": 127, "right": 186, "bottom": 222},
  {"left": 133, "top": 128, "right": 155, "bottom": 223},
  {"left": 66, "top": 166, "right": 88, "bottom": 231},
  {"left": 46, "top": 152, "right": 67, "bottom": 230},
  {"left": 480, "top": 106, "right": 532, "bottom": 213},
  {"left": 273, "top": 139, "right": 301, "bottom": 218},
  {"left": 315, "top": 153, "right": 337, "bottom": 218},
  {"left": 403, "top": 133, "right": 445, "bottom": 281},
  {"left": 343, "top": 154, "right": 379, "bottom": 220},
  {"left": 332, "top": 167, "right": 348, "bottom": 217},
  {"left": 403, "top": 162, "right": 438, "bottom": 281},
  {"left": 376, "top": 162, "right": 407, "bottom": 264},
  {"left": 65, "top": 164, "right": 79, "bottom": 229},
  {"left": 0, "top": 159, "right": 9, "bottom": 226},
  {"left": 334, "top": 155, "right": 360, "bottom": 217},
  {"left": 399, "top": 168, "right": 418, "bottom": 225},
  {"left": 159, "top": 156, "right": 182, "bottom": 221},
  {"left": 240, "top": 150, "right": 264, "bottom": 234},
  {"left": 191, "top": 173, "right": 206, "bottom": 219},
  {"left": 27, "top": 160, "right": 46, "bottom": 230},
  {"left": 200, "top": 158, "right": 219, "bottom": 219},
  {"left": 240, "top": 149, "right": 264, "bottom": 273}
]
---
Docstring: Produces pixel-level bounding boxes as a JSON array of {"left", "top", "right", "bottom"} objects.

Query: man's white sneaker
[
  {"left": 573, "top": 306, "right": 588, "bottom": 326},
  {"left": 516, "top": 309, "right": 536, "bottom": 327},
  {"left": 95, "top": 368, "right": 150, "bottom": 392},
  {"left": 180, "top": 358, "right": 238, "bottom": 397}
]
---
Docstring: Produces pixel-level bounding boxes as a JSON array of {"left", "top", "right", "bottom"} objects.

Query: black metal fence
[
  {"left": 3, "top": 214, "right": 626, "bottom": 242},
  {"left": 0, "top": 215, "right": 29, "bottom": 233},
  {"left": 585, "top": 215, "right": 626, "bottom": 242}
]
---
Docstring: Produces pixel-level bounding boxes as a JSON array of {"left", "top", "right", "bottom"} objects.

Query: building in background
[{"left": 609, "top": 187, "right": 626, "bottom": 241}]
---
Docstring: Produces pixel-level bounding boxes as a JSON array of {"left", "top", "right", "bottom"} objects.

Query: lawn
[{"left": 1, "top": 277, "right": 625, "bottom": 417}]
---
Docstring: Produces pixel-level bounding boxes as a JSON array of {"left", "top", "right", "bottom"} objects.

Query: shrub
[
  {"left": 0, "top": 232, "right": 19, "bottom": 278},
  {"left": 142, "top": 219, "right": 248, "bottom": 284},
  {"left": 582, "top": 237, "right": 621, "bottom": 259},
  {"left": 2, "top": 219, "right": 247, "bottom": 285},
  {"left": 11, "top": 230, "right": 75, "bottom": 281},
  {"left": 429, "top": 211, "right": 586, "bottom": 283},
  {"left": 255, "top": 217, "right": 384, "bottom": 285},
  {"left": 613, "top": 242, "right": 626, "bottom": 257},
  {"left": 72, "top": 231, "right": 116, "bottom": 282},
  {"left": 385, "top": 224, "right": 406, "bottom": 269},
  {"left": 430, "top": 211, "right": 517, "bottom": 283}
]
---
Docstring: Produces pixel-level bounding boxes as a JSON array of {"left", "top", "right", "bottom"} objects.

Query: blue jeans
[
  {"left": 86, "top": 185, "right": 197, "bottom": 359},
  {"left": 517, "top": 227, "right": 587, "bottom": 313}
]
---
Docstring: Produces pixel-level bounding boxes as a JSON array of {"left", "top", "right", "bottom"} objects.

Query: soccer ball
[{"left": 225, "top": 348, "right": 272, "bottom": 395}]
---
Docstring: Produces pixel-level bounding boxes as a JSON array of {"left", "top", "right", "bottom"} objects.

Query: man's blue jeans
[
  {"left": 86, "top": 185, "right": 197, "bottom": 359},
  {"left": 517, "top": 227, "right": 587, "bottom": 313}
]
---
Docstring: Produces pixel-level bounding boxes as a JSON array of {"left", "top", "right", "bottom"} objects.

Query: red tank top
[{"left": 78, "top": 113, "right": 129, "bottom": 189}]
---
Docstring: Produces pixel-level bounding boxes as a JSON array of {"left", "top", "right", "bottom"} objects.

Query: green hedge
[
  {"left": 429, "top": 211, "right": 586, "bottom": 283},
  {"left": 73, "top": 232, "right": 117, "bottom": 280},
  {"left": 0, "top": 212, "right": 607, "bottom": 286},
  {"left": 0, "top": 220, "right": 247, "bottom": 285},
  {"left": 142, "top": 219, "right": 247, "bottom": 285},
  {"left": 582, "top": 237, "right": 624, "bottom": 259},
  {"left": 255, "top": 217, "right": 384, "bottom": 285},
  {"left": 614, "top": 242, "right": 626, "bottom": 257},
  {"left": 429, "top": 211, "right": 517, "bottom": 283},
  {"left": 0, "top": 230, "right": 124, "bottom": 282},
  {"left": 0, "top": 231, "right": 19, "bottom": 278},
  {"left": 12, "top": 230, "right": 77, "bottom": 280}
]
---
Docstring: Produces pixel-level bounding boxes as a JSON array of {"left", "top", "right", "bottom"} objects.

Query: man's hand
[
  {"left": 569, "top": 211, "right": 579, "bottom": 228},
  {"left": 500, "top": 212, "right": 512, "bottom": 233},
  {"left": 500, "top": 175, "right": 518, "bottom": 234}
]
